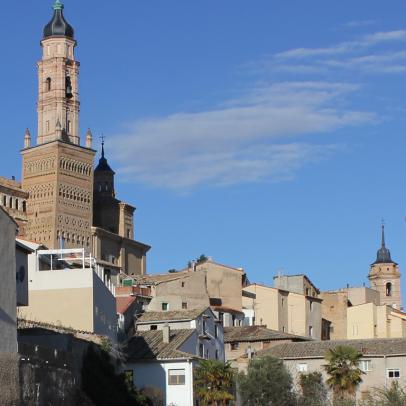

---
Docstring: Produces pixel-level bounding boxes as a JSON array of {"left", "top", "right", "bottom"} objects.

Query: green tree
[
  {"left": 237, "top": 356, "right": 296, "bottom": 406},
  {"left": 298, "top": 371, "right": 328, "bottom": 406},
  {"left": 360, "top": 381, "right": 406, "bottom": 406},
  {"left": 323, "top": 345, "right": 364, "bottom": 402},
  {"left": 196, "top": 254, "right": 208, "bottom": 264},
  {"left": 194, "top": 360, "right": 235, "bottom": 406},
  {"left": 81, "top": 345, "right": 149, "bottom": 406}
]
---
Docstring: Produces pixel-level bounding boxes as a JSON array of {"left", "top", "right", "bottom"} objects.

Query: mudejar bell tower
[{"left": 21, "top": 0, "right": 95, "bottom": 249}]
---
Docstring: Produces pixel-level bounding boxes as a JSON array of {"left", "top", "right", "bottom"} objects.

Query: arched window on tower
[
  {"left": 46, "top": 78, "right": 52, "bottom": 92},
  {"left": 386, "top": 282, "right": 392, "bottom": 297}
]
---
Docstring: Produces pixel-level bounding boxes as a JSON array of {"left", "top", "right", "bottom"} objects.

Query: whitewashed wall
[{"left": 127, "top": 360, "right": 195, "bottom": 406}]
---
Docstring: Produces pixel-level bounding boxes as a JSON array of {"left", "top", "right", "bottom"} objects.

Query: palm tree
[
  {"left": 323, "top": 345, "right": 364, "bottom": 401},
  {"left": 361, "top": 381, "right": 406, "bottom": 406},
  {"left": 194, "top": 360, "right": 235, "bottom": 406}
]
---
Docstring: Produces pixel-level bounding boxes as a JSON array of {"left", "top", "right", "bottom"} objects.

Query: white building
[
  {"left": 136, "top": 307, "right": 225, "bottom": 361},
  {"left": 124, "top": 327, "right": 200, "bottom": 406},
  {"left": 17, "top": 245, "right": 117, "bottom": 342}
]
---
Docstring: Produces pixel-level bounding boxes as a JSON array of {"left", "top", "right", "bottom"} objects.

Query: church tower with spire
[
  {"left": 21, "top": 1, "right": 95, "bottom": 249},
  {"left": 368, "top": 224, "right": 402, "bottom": 309}
]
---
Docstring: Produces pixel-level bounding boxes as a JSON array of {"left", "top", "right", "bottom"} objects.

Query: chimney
[{"left": 163, "top": 323, "right": 170, "bottom": 344}]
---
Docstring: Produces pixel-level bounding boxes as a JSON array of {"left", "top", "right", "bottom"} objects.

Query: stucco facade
[
  {"left": 264, "top": 338, "right": 406, "bottom": 401},
  {"left": 243, "top": 283, "right": 322, "bottom": 339},
  {"left": 0, "top": 207, "right": 18, "bottom": 353},
  {"left": 136, "top": 308, "right": 225, "bottom": 361},
  {"left": 18, "top": 248, "right": 117, "bottom": 342},
  {"left": 320, "top": 287, "right": 381, "bottom": 340},
  {"left": 348, "top": 302, "right": 406, "bottom": 339}
]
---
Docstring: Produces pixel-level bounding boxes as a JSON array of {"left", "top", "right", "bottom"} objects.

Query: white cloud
[
  {"left": 109, "top": 82, "right": 374, "bottom": 190},
  {"left": 275, "top": 30, "right": 406, "bottom": 60},
  {"left": 344, "top": 20, "right": 376, "bottom": 28}
]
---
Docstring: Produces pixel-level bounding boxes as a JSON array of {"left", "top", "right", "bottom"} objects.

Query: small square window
[
  {"left": 230, "top": 343, "right": 239, "bottom": 351},
  {"left": 387, "top": 369, "right": 400, "bottom": 379},
  {"left": 168, "top": 369, "right": 185, "bottom": 385},
  {"left": 297, "top": 363, "right": 308, "bottom": 372},
  {"left": 360, "top": 360, "right": 372, "bottom": 372},
  {"left": 150, "top": 325, "right": 157, "bottom": 330},
  {"left": 182, "top": 302, "right": 188, "bottom": 309},
  {"left": 162, "top": 303, "right": 169, "bottom": 311}
]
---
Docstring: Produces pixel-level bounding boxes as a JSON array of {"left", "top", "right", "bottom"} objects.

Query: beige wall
[
  {"left": 148, "top": 272, "right": 210, "bottom": 312},
  {"left": 320, "top": 291, "right": 348, "bottom": 340},
  {"left": 19, "top": 288, "right": 94, "bottom": 332},
  {"left": 320, "top": 287, "right": 382, "bottom": 340},
  {"left": 195, "top": 262, "right": 243, "bottom": 311},
  {"left": 347, "top": 302, "right": 406, "bottom": 339},
  {"left": 273, "top": 275, "right": 319, "bottom": 297},
  {"left": 243, "top": 284, "right": 279, "bottom": 330},
  {"left": 243, "top": 284, "right": 322, "bottom": 339},
  {"left": 347, "top": 287, "right": 380, "bottom": 306},
  {"left": 281, "top": 355, "right": 406, "bottom": 401},
  {"left": 92, "top": 227, "right": 149, "bottom": 279}
]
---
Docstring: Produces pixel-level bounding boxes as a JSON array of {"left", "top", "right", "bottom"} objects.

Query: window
[
  {"left": 359, "top": 360, "right": 372, "bottom": 372},
  {"left": 387, "top": 369, "right": 400, "bottom": 379},
  {"left": 150, "top": 325, "right": 157, "bottom": 330},
  {"left": 281, "top": 298, "right": 285, "bottom": 308},
  {"left": 181, "top": 282, "right": 185, "bottom": 287},
  {"left": 297, "top": 363, "right": 308, "bottom": 373},
  {"left": 386, "top": 282, "right": 392, "bottom": 297},
  {"left": 168, "top": 369, "right": 185, "bottom": 385},
  {"left": 310, "top": 301, "right": 313, "bottom": 311},
  {"left": 199, "top": 344, "right": 204, "bottom": 357},
  {"left": 202, "top": 320, "right": 207, "bottom": 334},
  {"left": 309, "top": 326, "right": 313, "bottom": 337},
  {"left": 306, "top": 288, "right": 310, "bottom": 296},
  {"left": 215, "top": 325, "right": 218, "bottom": 338},
  {"left": 230, "top": 343, "right": 239, "bottom": 351},
  {"left": 182, "top": 302, "right": 188, "bottom": 309},
  {"left": 215, "top": 349, "right": 219, "bottom": 360},
  {"left": 46, "top": 77, "right": 51, "bottom": 91},
  {"left": 218, "top": 312, "right": 224, "bottom": 323},
  {"left": 162, "top": 303, "right": 169, "bottom": 311}
]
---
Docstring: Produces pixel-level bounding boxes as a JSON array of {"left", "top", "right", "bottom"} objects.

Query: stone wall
[{"left": 0, "top": 353, "right": 20, "bottom": 406}]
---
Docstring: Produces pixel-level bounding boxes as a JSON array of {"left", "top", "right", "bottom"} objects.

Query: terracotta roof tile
[
  {"left": 116, "top": 296, "right": 137, "bottom": 314},
  {"left": 137, "top": 307, "right": 208, "bottom": 324},
  {"left": 224, "top": 326, "right": 310, "bottom": 343},
  {"left": 261, "top": 338, "right": 406, "bottom": 359},
  {"left": 126, "top": 329, "right": 197, "bottom": 361}
]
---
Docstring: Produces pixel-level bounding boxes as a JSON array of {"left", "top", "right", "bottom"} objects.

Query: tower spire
[
  {"left": 381, "top": 221, "right": 386, "bottom": 248},
  {"left": 53, "top": 0, "right": 64, "bottom": 10},
  {"left": 101, "top": 135, "right": 105, "bottom": 159}
]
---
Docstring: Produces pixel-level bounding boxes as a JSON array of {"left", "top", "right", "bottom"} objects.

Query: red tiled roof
[{"left": 116, "top": 296, "right": 136, "bottom": 314}]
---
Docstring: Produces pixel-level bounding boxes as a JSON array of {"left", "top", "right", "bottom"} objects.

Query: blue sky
[{"left": 1, "top": 1, "right": 406, "bottom": 300}]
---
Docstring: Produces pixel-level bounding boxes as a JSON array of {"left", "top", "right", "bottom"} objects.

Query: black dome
[
  {"left": 43, "top": 1, "right": 74, "bottom": 39},
  {"left": 95, "top": 143, "right": 115, "bottom": 173},
  {"left": 372, "top": 224, "right": 396, "bottom": 265}
]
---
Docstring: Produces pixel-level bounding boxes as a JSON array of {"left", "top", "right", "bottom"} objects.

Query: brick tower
[
  {"left": 21, "top": 0, "right": 95, "bottom": 249},
  {"left": 368, "top": 224, "right": 402, "bottom": 310}
]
